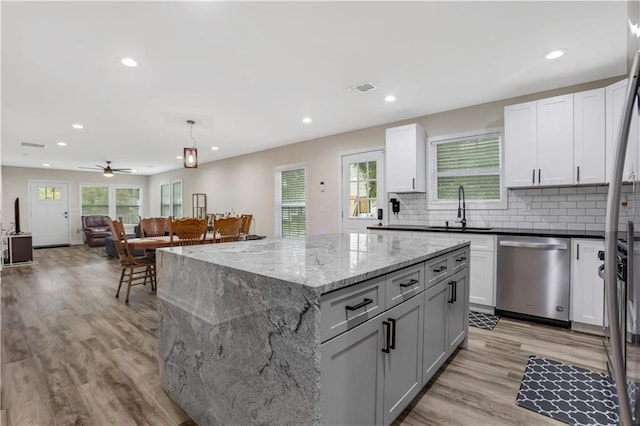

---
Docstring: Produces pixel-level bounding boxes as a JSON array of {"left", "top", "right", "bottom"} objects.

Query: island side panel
[{"left": 157, "top": 250, "right": 322, "bottom": 425}]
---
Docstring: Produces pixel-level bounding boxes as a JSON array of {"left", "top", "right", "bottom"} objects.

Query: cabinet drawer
[
  {"left": 321, "top": 276, "right": 386, "bottom": 342},
  {"left": 426, "top": 256, "right": 450, "bottom": 287},
  {"left": 385, "top": 263, "right": 425, "bottom": 308},
  {"left": 450, "top": 248, "right": 469, "bottom": 273}
]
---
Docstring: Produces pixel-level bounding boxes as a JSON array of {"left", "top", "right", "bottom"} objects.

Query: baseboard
[
  {"left": 570, "top": 321, "right": 605, "bottom": 336},
  {"left": 469, "top": 303, "right": 495, "bottom": 315}
]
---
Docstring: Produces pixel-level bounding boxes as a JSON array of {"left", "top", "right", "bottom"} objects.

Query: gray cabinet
[
  {"left": 321, "top": 314, "right": 385, "bottom": 426},
  {"left": 447, "top": 270, "right": 468, "bottom": 351},
  {"left": 382, "top": 295, "right": 424, "bottom": 425},
  {"left": 320, "top": 246, "right": 469, "bottom": 426},
  {"left": 422, "top": 280, "right": 448, "bottom": 384}
]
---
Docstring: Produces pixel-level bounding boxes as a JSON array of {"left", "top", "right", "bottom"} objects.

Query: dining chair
[
  {"left": 108, "top": 218, "right": 156, "bottom": 304},
  {"left": 139, "top": 217, "right": 170, "bottom": 237},
  {"left": 213, "top": 217, "right": 243, "bottom": 243},
  {"left": 240, "top": 214, "right": 252, "bottom": 235},
  {"left": 170, "top": 217, "right": 209, "bottom": 246}
]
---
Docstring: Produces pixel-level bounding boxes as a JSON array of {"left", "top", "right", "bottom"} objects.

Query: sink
[{"left": 425, "top": 226, "right": 493, "bottom": 232}]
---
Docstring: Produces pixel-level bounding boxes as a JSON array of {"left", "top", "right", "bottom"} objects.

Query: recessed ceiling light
[
  {"left": 211, "top": 146, "right": 219, "bottom": 151},
  {"left": 302, "top": 117, "right": 312, "bottom": 124},
  {"left": 176, "top": 156, "right": 183, "bottom": 160},
  {"left": 131, "top": 169, "right": 137, "bottom": 173},
  {"left": 42, "top": 163, "right": 50, "bottom": 167},
  {"left": 72, "top": 123, "right": 84, "bottom": 129},
  {"left": 57, "top": 141, "right": 67, "bottom": 146},
  {"left": 385, "top": 95, "right": 397, "bottom": 102},
  {"left": 545, "top": 50, "right": 565, "bottom": 60},
  {"left": 121, "top": 58, "right": 138, "bottom": 67}
]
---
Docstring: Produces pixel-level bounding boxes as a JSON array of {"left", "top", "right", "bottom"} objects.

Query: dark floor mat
[
  {"left": 469, "top": 311, "right": 500, "bottom": 330},
  {"left": 516, "top": 355, "right": 620, "bottom": 425}
]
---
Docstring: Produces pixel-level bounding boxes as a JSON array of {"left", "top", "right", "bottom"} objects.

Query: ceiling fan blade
[
  {"left": 112, "top": 168, "right": 132, "bottom": 172},
  {"left": 79, "top": 166, "right": 101, "bottom": 170}
]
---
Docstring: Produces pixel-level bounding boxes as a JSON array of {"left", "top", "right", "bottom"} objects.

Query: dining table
[{"left": 127, "top": 234, "right": 216, "bottom": 250}]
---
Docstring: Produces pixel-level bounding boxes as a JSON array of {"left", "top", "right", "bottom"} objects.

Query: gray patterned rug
[
  {"left": 468, "top": 311, "right": 500, "bottom": 330},
  {"left": 516, "top": 355, "right": 620, "bottom": 425}
]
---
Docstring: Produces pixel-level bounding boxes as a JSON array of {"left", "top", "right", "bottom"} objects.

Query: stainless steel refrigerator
[{"left": 604, "top": 50, "right": 640, "bottom": 426}]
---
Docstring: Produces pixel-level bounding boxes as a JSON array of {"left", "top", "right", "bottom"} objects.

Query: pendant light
[{"left": 184, "top": 120, "right": 198, "bottom": 168}]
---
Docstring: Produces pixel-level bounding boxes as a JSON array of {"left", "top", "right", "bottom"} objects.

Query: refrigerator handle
[{"left": 604, "top": 50, "right": 640, "bottom": 426}]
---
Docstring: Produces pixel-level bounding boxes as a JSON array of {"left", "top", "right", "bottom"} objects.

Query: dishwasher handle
[{"left": 498, "top": 241, "right": 568, "bottom": 250}]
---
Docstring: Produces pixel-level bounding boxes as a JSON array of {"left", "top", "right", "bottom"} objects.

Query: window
[
  {"left": 348, "top": 161, "right": 377, "bottom": 218},
  {"left": 275, "top": 165, "right": 306, "bottom": 238},
  {"left": 115, "top": 187, "right": 141, "bottom": 224},
  {"left": 160, "top": 181, "right": 182, "bottom": 217},
  {"left": 428, "top": 128, "right": 505, "bottom": 209},
  {"left": 38, "top": 187, "right": 62, "bottom": 200},
  {"left": 80, "top": 184, "right": 143, "bottom": 224},
  {"left": 81, "top": 186, "right": 109, "bottom": 215}
]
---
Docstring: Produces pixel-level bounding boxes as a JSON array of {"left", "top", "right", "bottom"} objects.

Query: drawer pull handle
[
  {"left": 345, "top": 298, "right": 373, "bottom": 311},
  {"left": 455, "top": 256, "right": 467, "bottom": 262},
  {"left": 382, "top": 321, "right": 391, "bottom": 353},
  {"left": 399, "top": 279, "right": 419, "bottom": 288},
  {"left": 433, "top": 266, "right": 447, "bottom": 273}
]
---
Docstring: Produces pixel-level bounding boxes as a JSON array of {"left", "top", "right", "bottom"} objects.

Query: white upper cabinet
[
  {"left": 385, "top": 123, "right": 426, "bottom": 192},
  {"left": 505, "top": 95, "right": 574, "bottom": 187},
  {"left": 536, "top": 94, "right": 574, "bottom": 186},
  {"left": 504, "top": 101, "right": 537, "bottom": 187},
  {"left": 574, "top": 88, "right": 606, "bottom": 185},
  {"left": 606, "top": 78, "right": 638, "bottom": 183}
]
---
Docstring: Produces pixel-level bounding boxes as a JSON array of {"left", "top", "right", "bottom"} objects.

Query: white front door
[
  {"left": 29, "top": 181, "right": 70, "bottom": 247},
  {"left": 341, "top": 150, "right": 385, "bottom": 233}
]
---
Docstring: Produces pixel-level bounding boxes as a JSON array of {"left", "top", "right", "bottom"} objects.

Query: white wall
[
  {"left": 1, "top": 166, "right": 149, "bottom": 244},
  {"left": 148, "top": 76, "right": 623, "bottom": 237}
]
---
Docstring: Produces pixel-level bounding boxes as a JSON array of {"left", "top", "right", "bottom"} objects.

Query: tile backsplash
[{"left": 388, "top": 184, "right": 635, "bottom": 232}]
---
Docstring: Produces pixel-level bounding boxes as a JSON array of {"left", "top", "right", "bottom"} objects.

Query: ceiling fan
[{"left": 79, "top": 160, "right": 132, "bottom": 177}]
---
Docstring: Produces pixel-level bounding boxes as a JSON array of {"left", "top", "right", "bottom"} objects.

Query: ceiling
[{"left": 1, "top": 1, "right": 629, "bottom": 176}]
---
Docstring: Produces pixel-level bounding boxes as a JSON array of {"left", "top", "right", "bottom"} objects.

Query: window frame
[
  {"left": 274, "top": 163, "right": 308, "bottom": 238},
  {"left": 160, "top": 180, "right": 183, "bottom": 218},
  {"left": 427, "top": 127, "right": 507, "bottom": 210},
  {"left": 79, "top": 183, "right": 144, "bottom": 225}
]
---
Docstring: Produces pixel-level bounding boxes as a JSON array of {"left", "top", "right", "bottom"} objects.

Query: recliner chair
[{"left": 81, "top": 215, "right": 112, "bottom": 247}]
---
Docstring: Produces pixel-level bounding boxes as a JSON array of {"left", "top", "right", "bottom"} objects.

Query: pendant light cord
[{"left": 189, "top": 121, "right": 197, "bottom": 148}]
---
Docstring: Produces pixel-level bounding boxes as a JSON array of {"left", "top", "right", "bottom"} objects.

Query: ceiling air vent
[
  {"left": 347, "top": 81, "right": 377, "bottom": 95},
  {"left": 20, "top": 142, "right": 47, "bottom": 149}
]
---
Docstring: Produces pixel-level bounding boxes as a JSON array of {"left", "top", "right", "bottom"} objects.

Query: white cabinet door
[
  {"left": 469, "top": 250, "right": 495, "bottom": 307},
  {"left": 422, "top": 280, "right": 448, "bottom": 385},
  {"left": 606, "top": 78, "right": 638, "bottom": 183},
  {"left": 385, "top": 123, "right": 426, "bottom": 193},
  {"left": 505, "top": 101, "right": 537, "bottom": 187},
  {"left": 537, "top": 94, "right": 574, "bottom": 186},
  {"left": 382, "top": 295, "right": 424, "bottom": 425},
  {"left": 570, "top": 239, "right": 605, "bottom": 327},
  {"left": 574, "top": 88, "right": 606, "bottom": 184},
  {"left": 320, "top": 315, "right": 384, "bottom": 426}
]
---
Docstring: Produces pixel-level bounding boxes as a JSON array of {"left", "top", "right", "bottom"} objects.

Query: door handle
[
  {"left": 433, "top": 266, "right": 447, "bottom": 273},
  {"left": 532, "top": 169, "right": 535, "bottom": 184},
  {"left": 448, "top": 281, "right": 455, "bottom": 303},
  {"left": 412, "top": 178, "right": 415, "bottom": 190},
  {"left": 64, "top": 211, "right": 68, "bottom": 219},
  {"left": 389, "top": 318, "right": 396, "bottom": 350},
  {"left": 382, "top": 320, "right": 391, "bottom": 353},
  {"left": 499, "top": 241, "right": 567, "bottom": 250},
  {"left": 577, "top": 166, "right": 580, "bottom": 182},
  {"left": 538, "top": 169, "right": 541, "bottom": 183},
  {"left": 453, "top": 280, "right": 457, "bottom": 302}
]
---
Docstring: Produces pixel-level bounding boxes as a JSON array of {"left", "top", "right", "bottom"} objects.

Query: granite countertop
[
  {"left": 368, "top": 224, "right": 608, "bottom": 239},
  {"left": 159, "top": 232, "right": 469, "bottom": 294}
]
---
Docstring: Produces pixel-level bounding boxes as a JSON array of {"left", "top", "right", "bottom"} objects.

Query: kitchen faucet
[{"left": 456, "top": 185, "right": 466, "bottom": 231}]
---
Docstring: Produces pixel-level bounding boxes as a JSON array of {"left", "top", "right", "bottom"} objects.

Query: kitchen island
[{"left": 156, "top": 232, "right": 470, "bottom": 425}]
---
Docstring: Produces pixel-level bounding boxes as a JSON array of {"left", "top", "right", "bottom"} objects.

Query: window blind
[
  {"left": 433, "top": 134, "right": 501, "bottom": 201},
  {"left": 275, "top": 167, "right": 306, "bottom": 237}
]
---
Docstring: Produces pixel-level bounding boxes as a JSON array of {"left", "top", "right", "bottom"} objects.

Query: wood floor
[{"left": 1, "top": 245, "right": 607, "bottom": 425}]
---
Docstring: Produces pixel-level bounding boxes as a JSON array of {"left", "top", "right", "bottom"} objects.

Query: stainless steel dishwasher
[{"left": 496, "top": 235, "right": 571, "bottom": 323}]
